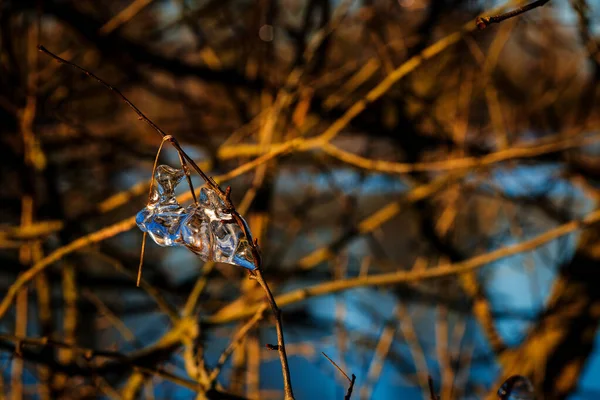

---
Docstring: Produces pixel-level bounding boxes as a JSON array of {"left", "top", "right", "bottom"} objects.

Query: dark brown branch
[
  {"left": 345, "top": 374, "right": 356, "bottom": 400},
  {"left": 322, "top": 352, "right": 356, "bottom": 399},
  {"left": 476, "top": 0, "right": 551, "bottom": 30},
  {"left": 254, "top": 270, "right": 295, "bottom": 400},
  {"left": 0, "top": 335, "right": 247, "bottom": 399},
  {"left": 37, "top": 45, "right": 217, "bottom": 193}
]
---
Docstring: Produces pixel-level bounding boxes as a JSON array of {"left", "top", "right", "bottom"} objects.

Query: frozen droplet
[
  {"left": 497, "top": 375, "right": 534, "bottom": 400},
  {"left": 137, "top": 164, "right": 258, "bottom": 270}
]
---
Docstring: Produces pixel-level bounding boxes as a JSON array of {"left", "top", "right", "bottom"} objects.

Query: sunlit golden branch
[{"left": 207, "top": 208, "right": 600, "bottom": 324}]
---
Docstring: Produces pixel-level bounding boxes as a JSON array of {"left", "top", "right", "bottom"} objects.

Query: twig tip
[
  {"left": 322, "top": 352, "right": 351, "bottom": 383},
  {"left": 476, "top": 16, "right": 490, "bottom": 30}
]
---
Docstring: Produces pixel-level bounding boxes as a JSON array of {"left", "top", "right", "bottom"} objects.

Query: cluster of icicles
[{"left": 135, "top": 165, "right": 257, "bottom": 270}]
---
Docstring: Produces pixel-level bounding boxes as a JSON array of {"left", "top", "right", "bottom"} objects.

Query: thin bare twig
[
  {"left": 137, "top": 133, "right": 173, "bottom": 286},
  {"left": 37, "top": 46, "right": 219, "bottom": 195},
  {"left": 322, "top": 352, "right": 351, "bottom": 383},
  {"left": 322, "top": 352, "right": 356, "bottom": 399},
  {"left": 253, "top": 270, "right": 295, "bottom": 400},
  {"left": 476, "top": 0, "right": 551, "bottom": 30},
  {"left": 0, "top": 333, "right": 212, "bottom": 394}
]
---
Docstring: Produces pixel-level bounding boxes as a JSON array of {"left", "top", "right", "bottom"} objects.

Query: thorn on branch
[{"left": 266, "top": 344, "right": 280, "bottom": 351}]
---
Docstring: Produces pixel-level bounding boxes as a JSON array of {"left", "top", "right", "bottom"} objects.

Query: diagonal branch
[
  {"left": 477, "top": 0, "right": 551, "bottom": 30},
  {"left": 207, "top": 208, "right": 600, "bottom": 324}
]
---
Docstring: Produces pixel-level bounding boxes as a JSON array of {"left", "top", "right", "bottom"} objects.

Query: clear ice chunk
[
  {"left": 136, "top": 165, "right": 187, "bottom": 247},
  {"left": 497, "top": 375, "right": 534, "bottom": 400},
  {"left": 136, "top": 164, "right": 258, "bottom": 270},
  {"left": 180, "top": 186, "right": 256, "bottom": 269}
]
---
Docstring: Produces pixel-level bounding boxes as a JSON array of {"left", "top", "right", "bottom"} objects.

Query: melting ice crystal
[
  {"left": 497, "top": 375, "right": 534, "bottom": 400},
  {"left": 136, "top": 165, "right": 257, "bottom": 270}
]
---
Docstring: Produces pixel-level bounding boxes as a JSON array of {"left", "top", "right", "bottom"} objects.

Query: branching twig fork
[{"left": 322, "top": 352, "right": 356, "bottom": 399}]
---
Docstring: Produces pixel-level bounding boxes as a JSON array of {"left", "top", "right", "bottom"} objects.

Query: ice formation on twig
[{"left": 136, "top": 165, "right": 257, "bottom": 270}]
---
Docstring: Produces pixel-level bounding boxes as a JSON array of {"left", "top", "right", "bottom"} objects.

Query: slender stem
[
  {"left": 476, "top": 0, "right": 551, "bottom": 30},
  {"left": 322, "top": 352, "right": 351, "bottom": 383},
  {"left": 178, "top": 154, "right": 198, "bottom": 205},
  {"left": 138, "top": 134, "right": 172, "bottom": 286},
  {"left": 322, "top": 352, "right": 356, "bottom": 399},
  {"left": 37, "top": 45, "right": 219, "bottom": 195},
  {"left": 254, "top": 270, "right": 295, "bottom": 400},
  {"left": 136, "top": 232, "right": 147, "bottom": 287}
]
